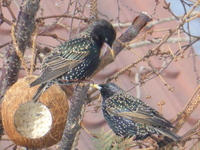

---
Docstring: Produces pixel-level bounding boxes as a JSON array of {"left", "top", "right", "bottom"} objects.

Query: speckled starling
[
  {"left": 30, "top": 19, "right": 116, "bottom": 102},
  {"left": 92, "top": 83, "right": 181, "bottom": 145}
]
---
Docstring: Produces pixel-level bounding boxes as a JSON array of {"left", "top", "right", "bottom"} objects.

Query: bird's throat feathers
[{"left": 99, "top": 84, "right": 123, "bottom": 101}]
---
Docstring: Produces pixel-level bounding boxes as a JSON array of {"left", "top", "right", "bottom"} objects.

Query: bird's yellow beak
[
  {"left": 90, "top": 84, "right": 102, "bottom": 90},
  {"left": 108, "top": 47, "right": 115, "bottom": 60}
]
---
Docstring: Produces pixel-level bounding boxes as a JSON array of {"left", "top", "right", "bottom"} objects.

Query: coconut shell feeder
[{"left": 1, "top": 75, "right": 69, "bottom": 148}]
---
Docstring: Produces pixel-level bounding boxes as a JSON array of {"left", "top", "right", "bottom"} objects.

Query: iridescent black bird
[
  {"left": 30, "top": 19, "right": 116, "bottom": 102},
  {"left": 92, "top": 83, "right": 181, "bottom": 146}
]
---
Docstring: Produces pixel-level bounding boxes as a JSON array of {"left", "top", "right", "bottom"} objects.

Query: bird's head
[
  {"left": 91, "top": 83, "right": 122, "bottom": 100},
  {"left": 90, "top": 19, "right": 116, "bottom": 48}
]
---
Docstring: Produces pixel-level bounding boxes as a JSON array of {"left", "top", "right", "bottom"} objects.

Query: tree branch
[
  {"left": 0, "top": 0, "right": 40, "bottom": 139},
  {"left": 58, "top": 84, "right": 89, "bottom": 150},
  {"left": 0, "top": 0, "right": 40, "bottom": 99}
]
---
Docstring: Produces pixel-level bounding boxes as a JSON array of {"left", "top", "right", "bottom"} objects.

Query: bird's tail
[
  {"left": 32, "top": 83, "right": 47, "bottom": 102},
  {"left": 155, "top": 128, "right": 181, "bottom": 147}
]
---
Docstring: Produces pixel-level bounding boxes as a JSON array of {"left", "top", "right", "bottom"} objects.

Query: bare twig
[
  {"left": 182, "top": 120, "right": 200, "bottom": 141},
  {"left": 90, "top": 0, "right": 98, "bottom": 20},
  {"left": 172, "top": 86, "right": 200, "bottom": 133},
  {"left": 129, "top": 36, "right": 197, "bottom": 49},
  {"left": 36, "top": 14, "right": 88, "bottom": 23},
  {"left": 111, "top": 11, "right": 199, "bottom": 28}
]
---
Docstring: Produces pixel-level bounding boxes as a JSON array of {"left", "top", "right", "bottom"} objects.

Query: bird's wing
[
  {"left": 106, "top": 96, "right": 173, "bottom": 128},
  {"left": 30, "top": 38, "right": 92, "bottom": 86},
  {"left": 40, "top": 53, "right": 85, "bottom": 83}
]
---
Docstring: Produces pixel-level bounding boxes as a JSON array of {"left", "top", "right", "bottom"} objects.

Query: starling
[
  {"left": 30, "top": 19, "right": 116, "bottom": 102},
  {"left": 91, "top": 83, "right": 181, "bottom": 145}
]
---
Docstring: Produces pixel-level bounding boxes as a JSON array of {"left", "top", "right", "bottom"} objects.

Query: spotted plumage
[
  {"left": 92, "top": 83, "right": 181, "bottom": 145},
  {"left": 30, "top": 19, "right": 116, "bottom": 102}
]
